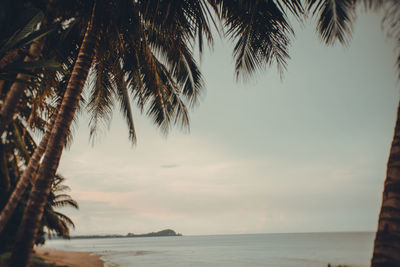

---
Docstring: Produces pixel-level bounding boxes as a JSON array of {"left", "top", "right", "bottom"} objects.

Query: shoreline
[{"left": 35, "top": 248, "right": 105, "bottom": 267}]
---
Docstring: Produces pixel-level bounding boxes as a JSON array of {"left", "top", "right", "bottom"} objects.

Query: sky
[{"left": 57, "top": 11, "right": 399, "bottom": 236}]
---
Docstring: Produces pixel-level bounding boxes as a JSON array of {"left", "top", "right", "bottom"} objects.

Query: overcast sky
[{"left": 57, "top": 11, "right": 398, "bottom": 236}]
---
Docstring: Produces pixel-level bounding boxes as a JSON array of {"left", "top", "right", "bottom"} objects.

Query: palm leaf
[
  {"left": 146, "top": 24, "right": 204, "bottom": 106},
  {"left": 380, "top": 0, "right": 400, "bottom": 79},
  {"left": 214, "top": 0, "right": 296, "bottom": 79},
  {"left": 306, "top": 0, "right": 356, "bottom": 45},
  {"left": 0, "top": 8, "right": 44, "bottom": 57},
  {"left": 112, "top": 68, "right": 137, "bottom": 144},
  {"left": 53, "top": 211, "right": 75, "bottom": 228},
  {"left": 52, "top": 198, "right": 79, "bottom": 209},
  {"left": 11, "top": 121, "right": 31, "bottom": 162},
  {"left": 42, "top": 174, "right": 78, "bottom": 239},
  {"left": 43, "top": 211, "right": 70, "bottom": 238},
  {"left": 139, "top": 0, "right": 215, "bottom": 54},
  {"left": 87, "top": 60, "right": 115, "bottom": 142}
]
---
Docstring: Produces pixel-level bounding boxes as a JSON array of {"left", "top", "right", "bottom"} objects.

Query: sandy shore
[{"left": 35, "top": 248, "right": 105, "bottom": 267}]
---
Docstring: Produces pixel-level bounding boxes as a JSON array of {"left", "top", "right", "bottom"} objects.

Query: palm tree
[
  {"left": 9, "top": 1, "right": 304, "bottom": 266},
  {"left": 0, "top": 88, "right": 71, "bottom": 252},
  {"left": 0, "top": 170, "right": 78, "bottom": 251},
  {"left": 9, "top": 1, "right": 211, "bottom": 265},
  {"left": 0, "top": 92, "right": 59, "bottom": 237},
  {"left": 369, "top": 1, "right": 400, "bottom": 265},
  {"left": 0, "top": 15, "right": 64, "bottom": 233},
  {"left": 0, "top": 1, "right": 71, "bottom": 233},
  {"left": 7, "top": 1, "right": 399, "bottom": 266},
  {"left": 42, "top": 174, "right": 78, "bottom": 240},
  {"left": 10, "top": 16, "right": 96, "bottom": 267},
  {"left": 306, "top": 0, "right": 400, "bottom": 265},
  {"left": 0, "top": 33, "right": 79, "bottom": 233},
  {"left": 0, "top": 112, "right": 56, "bottom": 233}
]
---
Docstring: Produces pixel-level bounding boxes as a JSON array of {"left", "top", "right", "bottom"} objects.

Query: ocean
[{"left": 43, "top": 232, "right": 374, "bottom": 267}]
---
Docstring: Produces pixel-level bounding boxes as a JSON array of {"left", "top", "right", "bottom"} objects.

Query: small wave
[
  {"left": 97, "top": 249, "right": 159, "bottom": 266},
  {"left": 99, "top": 250, "right": 158, "bottom": 256},
  {"left": 133, "top": 250, "right": 154, "bottom": 256}
]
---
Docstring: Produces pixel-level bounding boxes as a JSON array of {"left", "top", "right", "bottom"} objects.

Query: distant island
[{"left": 70, "top": 229, "right": 182, "bottom": 239}]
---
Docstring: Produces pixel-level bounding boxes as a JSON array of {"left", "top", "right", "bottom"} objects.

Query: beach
[{"left": 35, "top": 248, "right": 104, "bottom": 267}]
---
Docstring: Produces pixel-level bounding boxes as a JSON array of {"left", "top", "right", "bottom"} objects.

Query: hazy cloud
[{"left": 160, "top": 164, "right": 178, "bottom": 169}]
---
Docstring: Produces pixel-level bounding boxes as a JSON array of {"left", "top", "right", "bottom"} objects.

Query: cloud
[{"left": 160, "top": 164, "right": 178, "bottom": 169}]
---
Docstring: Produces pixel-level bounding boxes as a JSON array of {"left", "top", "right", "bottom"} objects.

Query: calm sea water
[{"left": 43, "top": 232, "right": 374, "bottom": 267}]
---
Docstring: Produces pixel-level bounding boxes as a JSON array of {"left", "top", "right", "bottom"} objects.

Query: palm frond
[
  {"left": 139, "top": 0, "right": 215, "bottom": 54},
  {"left": 215, "top": 0, "right": 296, "bottom": 79},
  {"left": 361, "top": 0, "right": 387, "bottom": 11},
  {"left": 42, "top": 174, "right": 78, "bottom": 239},
  {"left": 87, "top": 60, "right": 115, "bottom": 142},
  {"left": 52, "top": 211, "right": 75, "bottom": 228},
  {"left": 380, "top": 0, "right": 400, "bottom": 79},
  {"left": 111, "top": 66, "right": 137, "bottom": 144},
  {"left": 146, "top": 24, "right": 204, "bottom": 106},
  {"left": 306, "top": 0, "right": 356, "bottom": 45},
  {"left": 152, "top": 55, "right": 191, "bottom": 130},
  {"left": 52, "top": 198, "right": 79, "bottom": 209},
  {"left": 0, "top": 8, "right": 44, "bottom": 57},
  {"left": 140, "top": 39, "right": 171, "bottom": 133},
  {"left": 11, "top": 121, "right": 31, "bottom": 162},
  {"left": 43, "top": 210, "right": 70, "bottom": 238},
  {"left": 277, "top": 0, "right": 304, "bottom": 19}
]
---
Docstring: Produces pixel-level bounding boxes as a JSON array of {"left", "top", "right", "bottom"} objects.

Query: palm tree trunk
[
  {"left": 0, "top": 40, "right": 44, "bottom": 135},
  {"left": 0, "top": 48, "right": 22, "bottom": 70},
  {"left": 371, "top": 101, "right": 400, "bottom": 266},
  {"left": 0, "top": 80, "right": 4, "bottom": 95},
  {"left": 0, "top": 112, "right": 56, "bottom": 233},
  {"left": 9, "top": 5, "right": 98, "bottom": 266}
]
